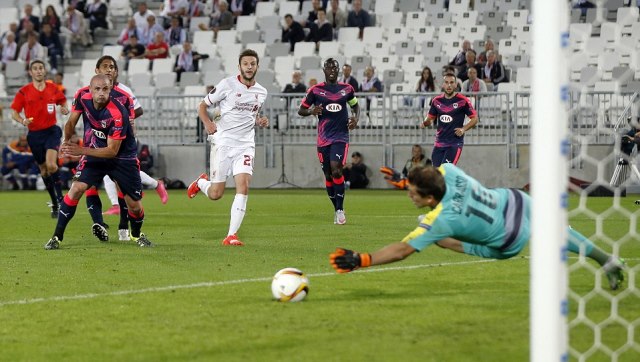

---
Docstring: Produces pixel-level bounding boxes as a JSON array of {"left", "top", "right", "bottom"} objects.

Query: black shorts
[
  {"left": 317, "top": 142, "right": 349, "bottom": 172},
  {"left": 27, "top": 126, "right": 62, "bottom": 164},
  {"left": 75, "top": 158, "right": 143, "bottom": 201}
]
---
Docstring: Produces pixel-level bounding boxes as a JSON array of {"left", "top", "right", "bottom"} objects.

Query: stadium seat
[
  {"left": 194, "top": 43, "right": 217, "bottom": 59},
  {"left": 183, "top": 85, "right": 206, "bottom": 95},
  {"left": 278, "top": 1, "right": 300, "bottom": 17},
  {"left": 405, "top": 11, "right": 428, "bottom": 29},
  {"left": 382, "top": 69, "right": 404, "bottom": 88},
  {"left": 109, "top": 0, "right": 132, "bottom": 17},
  {"left": 350, "top": 55, "right": 372, "bottom": 72},
  {"left": 396, "top": 0, "right": 420, "bottom": 12},
  {"left": 409, "top": 26, "right": 436, "bottom": 42},
  {"left": 192, "top": 31, "right": 214, "bottom": 47},
  {"left": 128, "top": 59, "right": 151, "bottom": 75},
  {"left": 599, "top": 22, "right": 620, "bottom": 51},
  {"left": 425, "top": 54, "right": 448, "bottom": 72},
  {"left": 362, "top": 27, "right": 385, "bottom": 44},
  {"left": 480, "top": 10, "right": 505, "bottom": 30},
  {"left": 422, "top": 0, "right": 447, "bottom": 13},
  {"left": 419, "top": 40, "right": 443, "bottom": 58},
  {"left": 510, "top": 25, "right": 532, "bottom": 47},
  {"left": 437, "top": 25, "right": 461, "bottom": 44},
  {"left": 386, "top": 27, "right": 410, "bottom": 42},
  {"left": 429, "top": 12, "right": 453, "bottom": 27},
  {"left": 485, "top": 25, "right": 512, "bottom": 42},
  {"left": 367, "top": 42, "right": 392, "bottom": 57},
  {"left": 129, "top": 72, "right": 152, "bottom": 87},
  {"left": 603, "top": 0, "right": 625, "bottom": 21},
  {"left": 401, "top": 54, "right": 424, "bottom": 72},
  {"left": 189, "top": 17, "right": 210, "bottom": 32},
  {"left": 515, "top": 67, "right": 531, "bottom": 90},
  {"left": 261, "top": 28, "right": 282, "bottom": 45},
  {"left": 594, "top": 81, "right": 619, "bottom": 93},
  {"left": 303, "top": 69, "right": 324, "bottom": 86},
  {"left": 299, "top": 55, "right": 321, "bottom": 72},
  {"left": 256, "top": 15, "right": 281, "bottom": 30},
  {"left": 255, "top": 2, "right": 277, "bottom": 18},
  {"left": 268, "top": 43, "right": 291, "bottom": 58},
  {"left": 502, "top": 53, "right": 529, "bottom": 69},
  {"left": 154, "top": 72, "right": 177, "bottom": 88},
  {"left": 151, "top": 58, "right": 174, "bottom": 75},
  {"left": 102, "top": 45, "right": 122, "bottom": 59},
  {"left": 236, "top": 15, "right": 257, "bottom": 32},
  {"left": 179, "top": 72, "right": 202, "bottom": 88},
  {"left": 372, "top": 55, "right": 399, "bottom": 73},
  {"left": 342, "top": 41, "right": 367, "bottom": 59},
  {"left": 474, "top": 0, "right": 496, "bottom": 13},
  {"left": 245, "top": 43, "right": 267, "bottom": 59},
  {"left": 585, "top": 7, "right": 607, "bottom": 34},
  {"left": 597, "top": 53, "right": 620, "bottom": 81},
  {"left": 393, "top": 40, "right": 417, "bottom": 56},
  {"left": 496, "top": 0, "right": 519, "bottom": 11},
  {"left": 256, "top": 69, "right": 276, "bottom": 86},
  {"left": 568, "top": 23, "right": 592, "bottom": 52},
  {"left": 498, "top": 38, "right": 520, "bottom": 56},
  {"left": 377, "top": 12, "right": 403, "bottom": 29},
  {"left": 452, "top": 11, "right": 479, "bottom": 29},
  {"left": 216, "top": 30, "right": 238, "bottom": 45},
  {"left": 318, "top": 41, "right": 339, "bottom": 59},
  {"left": 448, "top": 0, "right": 471, "bottom": 14},
  {"left": 338, "top": 27, "right": 360, "bottom": 42},
  {"left": 611, "top": 66, "right": 634, "bottom": 86},
  {"left": 293, "top": 42, "right": 315, "bottom": 60},
  {"left": 506, "top": 9, "right": 529, "bottom": 26},
  {"left": 579, "top": 66, "right": 600, "bottom": 88},
  {"left": 239, "top": 30, "right": 261, "bottom": 45},
  {"left": 464, "top": 25, "right": 487, "bottom": 43}
]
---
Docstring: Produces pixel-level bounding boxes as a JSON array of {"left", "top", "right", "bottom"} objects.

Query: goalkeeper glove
[{"left": 329, "top": 248, "right": 372, "bottom": 273}]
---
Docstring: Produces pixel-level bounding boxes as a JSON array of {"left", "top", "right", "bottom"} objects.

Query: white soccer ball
[{"left": 271, "top": 267, "right": 309, "bottom": 302}]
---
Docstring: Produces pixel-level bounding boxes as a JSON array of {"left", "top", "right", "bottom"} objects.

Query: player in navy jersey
[
  {"left": 421, "top": 73, "right": 478, "bottom": 167},
  {"left": 44, "top": 75, "right": 153, "bottom": 250},
  {"left": 330, "top": 164, "right": 626, "bottom": 291},
  {"left": 298, "top": 58, "right": 360, "bottom": 225}
]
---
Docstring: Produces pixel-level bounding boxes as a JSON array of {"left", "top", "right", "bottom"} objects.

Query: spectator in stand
[
  {"left": 282, "top": 14, "right": 305, "bottom": 53},
  {"left": 39, "top": 23, "right": 64, "bottom": 74},
  {"left": 117, "top": 18, "right": 140, "bottom": 45},
  {"left": 477, "top": 39, "right": 495, "bottom": 65},
  {"left": 327, "top": 0, "right": 347, "bottom": 38},
  {"left": 416, "top": 66, "right": 437, "bottom": 93},
  {"left": 62, "top": 3, "right": 92, "bottom": 47},
  {"left": 343, "top": 151, "right": 369, "bottom": 189},
  {"left": 1, "top": 23, "right": 18, "bottom": 46},
  {"left": 282, "top": 71, "right": 307, "bottom": 93},
  {"left": 18, "top": 4, "right": 40, "bottom": 33},
  {"left": 305, "top": 0, "right": 325, "bottom": 26},
  {"left": 482, "top": 50, "right": 508, "bottom": 86},
  {"left": 347, "top": 0, "right": 371, "bottom": 40},
  {"left": 42, "top": 5, "right": 62, "bottom": 34},
  {"left": 462, "top": 67, "right": 488, "bottom": 93},
  {"left": 1, "top": 32, "right": 17, "bottom": 70},
  {"left": 449, "top": 39, "right": 472, "bottom": 67},
  {"left": 86, "top": 0, "right": 109, "bottom": 35},
  {"left": 457, "top": 49, "right": 483, "bottom": 82},
  {"left": 340, "top": 63, "right": 359, "bottom": 90},
  {"left": 573, "top": 0, "right": 596, "bottom": 16},
  {"left": 308, "top": 77, "right": 318, "bottom": 87},
  {"left": 51, "top": 72, "right": 66, "bottom": 95},
  {"left": 17, "top": 21, "right": 38, "bottom": 50},
  {"left": 186, "top": 0, "right": 205, "bottom": 17},
  {"left": 307, "top": 9, "right": 333, "bottom": 49},
  {"left": 138, "top": 144, "right": 154, "bottom": 176},
  {"left": 380, "top": 144, "right": 431, "bottom": 190},
  {"left": 229, "top": 0, "right": 254, "bottom": 18},
  {"left": 133, "top": 2, "right": 155, "bottom": 30},
  {"left": 145, "top": 32, "right": 169, "bottom": 62},
  {"left": 17, "top": 32, "right": 45, "bottom": 67},
  {"left": 159, "top": 0, "right": 188, "bottom": 28},
  {"left": 165, "top": 17, "right": 187, "bottom": 47},
  {"left": 199, "top": 0, "right": 234, "bottom": 36},
  {"left": 121, "top": 34, "right": 145, "bottom": 70},
  {"left": 140, "top": 14, "right": 165, "bottom": 46},
  {"left": 174, "top": 41, "right": 208, "bottom": 81},
  {"left": 360, "top": 66, "right": 382, "bottom": 93},
  {"left": 1, "top": 135, "right": 38, "bottom": 190}
]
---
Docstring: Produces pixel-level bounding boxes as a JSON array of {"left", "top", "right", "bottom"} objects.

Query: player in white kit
[{"left": 187, "top": 49, "right": 269, "bottom": 246}]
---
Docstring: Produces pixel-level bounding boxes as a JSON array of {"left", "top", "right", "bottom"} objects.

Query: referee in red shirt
[{"left": 11, "top": 60, "right": 69, "bottom": 218}]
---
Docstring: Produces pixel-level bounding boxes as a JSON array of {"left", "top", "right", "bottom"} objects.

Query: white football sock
[
  {"left": 140, "top": 171, "right": 158, "bottom": 188},
  {"left": 103, "top": 175, "right": 118, "bottom": 206},
  {"left": 228, "top": 194, "right": 248, "bottom": 236},
  {"left": 198, "top": 179, "right": 212, "bottom": 197}
]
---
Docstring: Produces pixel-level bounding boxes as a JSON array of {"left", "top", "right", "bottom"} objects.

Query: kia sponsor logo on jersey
[
  {"left": 439, "top": 115, "right": 453, "bottom": 123},
  {"left": 326, "top": 103, "right": 342, "bottom": 112},
  {"left": 92, "top": 129, "right": 107, "bottom": 139}
]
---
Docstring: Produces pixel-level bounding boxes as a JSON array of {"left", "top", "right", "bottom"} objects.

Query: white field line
[{"left": 0, "top": 259, "right": 498, "bottom": 307}]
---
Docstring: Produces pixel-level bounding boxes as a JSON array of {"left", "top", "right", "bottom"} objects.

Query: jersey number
[
  {"left": 465, "top": 186, "right": 497, "bottom": 224},
  {"left": 243, "top": 155, "right": 252, "bottom": 166}
]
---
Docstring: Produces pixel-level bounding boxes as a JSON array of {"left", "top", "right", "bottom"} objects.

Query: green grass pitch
[{"left": 0, "top": 189, "right": 638, "bottom": 361}]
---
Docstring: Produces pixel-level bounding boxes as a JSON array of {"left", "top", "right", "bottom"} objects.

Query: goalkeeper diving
[{"left": 330, "top": 164, "right": 626, "bottom": 290}]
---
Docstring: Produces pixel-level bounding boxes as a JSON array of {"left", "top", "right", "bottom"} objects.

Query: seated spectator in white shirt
[
  {"left": 133, "top": 2, "right": 155, "bottom": 29},
  {"left": 17, "top": 32, "right": 45, "bottom": 67},
  {"left": 1, "top": 32, "right": 17, "bottom": 70}
]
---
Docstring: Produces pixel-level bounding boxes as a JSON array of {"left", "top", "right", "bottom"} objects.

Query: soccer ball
[{"left": 271, "top": 268, "right": 309, "bottom": 302}]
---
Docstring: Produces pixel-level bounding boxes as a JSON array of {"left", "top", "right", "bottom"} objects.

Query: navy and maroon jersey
[
  {"left": 72, "top": 90, "right": 137, "bottom": 161},
  {"left": 427, "top": 93, "right": 477, "bottom": 147},
  {"left": 300, "top": 82, "right": 357, "bottom": 147},
  {"left": 73, "top": 84, "right": 135, "bottom": 121}
]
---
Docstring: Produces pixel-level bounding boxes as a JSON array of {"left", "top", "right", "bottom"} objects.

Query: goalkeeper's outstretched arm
[{"left": 329, "top": 242, "right": 417, "bottom": 273}]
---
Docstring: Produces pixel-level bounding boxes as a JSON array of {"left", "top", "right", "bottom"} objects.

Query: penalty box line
[{"left": 0, "top": 259, "right": 498, "bottom": 308}]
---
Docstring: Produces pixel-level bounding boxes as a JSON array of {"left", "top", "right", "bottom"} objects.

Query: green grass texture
[{"left": 1, "top": 189, "right": 638, "bottom": 361}]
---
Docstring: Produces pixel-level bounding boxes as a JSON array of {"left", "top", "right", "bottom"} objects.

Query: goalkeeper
[{"left": 330, "top": 164, "right": 626, "bottom": 290}]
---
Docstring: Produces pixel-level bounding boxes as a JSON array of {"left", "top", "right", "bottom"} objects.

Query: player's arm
[
  {"left": 421, "top": 114, "right": 436, "bottom": 128},
  {"left": 198, "top": 100, "right": 218, "bottom": 135},
  {"left": 61, "top": 137, "right": 122, "bottom": 159},
  {"left": 347, "top": 97, "right": 360, "bottom": 130},
  {"left": 11, "top": 109, "right": 32, "bottom": 127},
  {"left": 63, "top": 111, "right": 81, "bottom": 142},
  {"left": 329, "top": 242, "right": 417, "bottom": 273},
  {"left": 134, "top": 106, "right": 143, "bottom": 118},
  {"left": 298, "top": 90, "right": 322, "bottom": 116},
  {"left": 255, "top": 106, "right": 269, "bottom": 128}
]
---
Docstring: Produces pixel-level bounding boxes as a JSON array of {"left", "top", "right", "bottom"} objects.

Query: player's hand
[
  {"left": 454, "top": 127, "right": 465, "bottom": 137},
  {"left": 23, "top": 117, "right": 33, "bottom": 126},
  {"left": 348, "top": 116, "right": 358, "bottom": 130},
  {"left": 256, "top": 115, "right": 269, "bottom": 128},
  {"left": 60, "top": 106, "right": 69, "bottom": 115},
  {"left": 420, "top": 117, "right": 430, "bottom": 128},
  {"left": 310, "top": 105, "right": 323, "bottom": 116},
  {"left": 60, "top": 142, "right": 82, "bottom": 157},
  {"left": 330, "top": 248, "right": 371, "bottom": 273},
  {"left": 204, "top": 120, "right": 217, "bottom": 135}
]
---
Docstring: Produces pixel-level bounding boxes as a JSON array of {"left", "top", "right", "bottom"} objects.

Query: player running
[
  {"left": 298, "top": 58, "right": 360, "bottom": 225},
  {"left": 187, "top": 49, "right": 269, "bottom": 246}
]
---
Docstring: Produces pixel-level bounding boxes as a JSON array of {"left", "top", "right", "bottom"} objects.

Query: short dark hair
[
  {"left": 239, "top": 49, "right": 259, "bottom": 65},
  {"left": 324, "top": 58, "right": 339, "bottom": 69},
  {"left": 96, "top": 55, "right": 118, "bottom": 71},
  {"left": 352, "top": 151, "right": 362, "bottom": 158},
  {"left": 407, "top": 166, "right": 446, "bottom": 201},
  {"left": 28, "top": 60, "right": 45, "bottom": 70}
]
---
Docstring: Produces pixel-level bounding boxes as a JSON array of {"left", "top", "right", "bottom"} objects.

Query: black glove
[{"left": 329, "top": 248, "right": 371, "bottom": 273}]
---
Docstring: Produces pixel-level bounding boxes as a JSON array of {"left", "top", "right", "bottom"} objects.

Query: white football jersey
[
  {"left": 114, "top": 82, "right": 142, "bottom": 111},
  {"left": 203, "top": 75, "right": 267, "bottom": 147}
]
